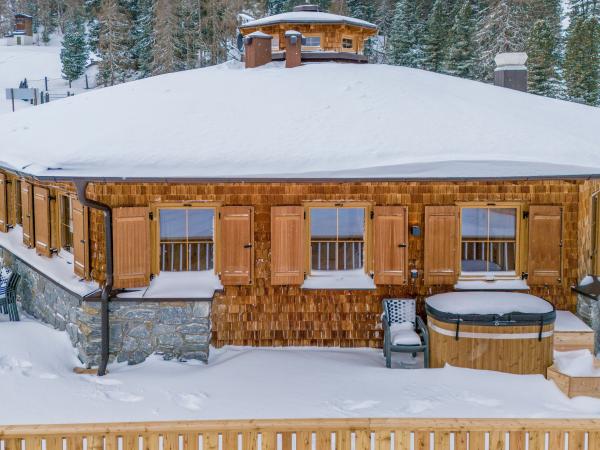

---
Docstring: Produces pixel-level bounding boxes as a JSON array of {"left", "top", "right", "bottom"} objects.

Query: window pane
[
  {"left": 489, "top": 208, "right": 516, "bottom": 240},
  {"left": 188, "top": 209, "right": 214, "bottom": 241},
  {"left": 160, "top": 210, "right": 186, "bottom": 241},
  {"left": 302, "top": 36, "right": 321, "bottom": 47},
  {"left": 461, "top": 208, "right": 488, "bottom": 239},
  {"left": 311, "top": 208, "right": 337, "bottom": 239},
  {"left": 338, "top": 208, "right": 364, "bottom": 240},
  {"left": 60, "top": 196, "right": 73, "bottom": 252}
]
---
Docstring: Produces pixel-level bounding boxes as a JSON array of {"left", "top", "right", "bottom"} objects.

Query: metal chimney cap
[
  {"left": 495, "top": 52, "right": 528, "bottom": 68},
  {"left": 293, "top": 4, "right": 320, "bottom": 12}
]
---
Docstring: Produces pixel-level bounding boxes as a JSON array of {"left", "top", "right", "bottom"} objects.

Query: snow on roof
[
  {"left": 1, "top": 61, "right": 600, "bottom": 181},
  {"left": 240, "top": 10, "right": 377, "bottom": 30},
  {"left": 247, "top": 31, "right": 272, "bottom": 39}
]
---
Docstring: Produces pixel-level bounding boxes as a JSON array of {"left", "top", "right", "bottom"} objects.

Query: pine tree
[
  {"left": 564, "top": 17, "right": 600, "bottom": 105},
  {"left": 422, "top": 0, "right": 448, "bottom": 72},
  {"left": 132, "top": 0, "right": 155, "bottom": 78},
  {"left": 476, "top": 0, "right": 529, "bottom": 81},
  {"left": 97, "top": 0, "right": 133, "bottom": 86},
  {"left": 266, "top": 0, "right": 286, "bottom": 15},
  {"left": 347, "top": 0, "right": 377, "bottom": 23},
  {"left": 527, "top": 19, "right": 561, "bottom": 97},
  {"left": 446, "top": 0, "right": 477, "bottom": 78},
  {"left": 387, "top": 0, "right": 424, "bottom": 67},
  {"left": 570, "top": 0, "right": 600, "bottom": 20},
  {"left": 60, "top": 15, "right": 88, "bottom": 82}
]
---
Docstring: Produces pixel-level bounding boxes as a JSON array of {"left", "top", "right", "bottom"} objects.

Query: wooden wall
[
  {"left": 83, "top": 179, "right": 583, "bottom": 348},
  {"left": 578, "top": 179, "right": 600, "bottom": 279}
]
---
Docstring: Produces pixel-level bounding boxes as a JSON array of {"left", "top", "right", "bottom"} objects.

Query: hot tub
[{"left": 425, "top": 292, "right": 556, "bottom": 375}]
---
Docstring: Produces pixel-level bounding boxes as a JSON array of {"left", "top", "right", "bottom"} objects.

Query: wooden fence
[{"left": 1, "top": 418, "right": 600, "bottom": 450}]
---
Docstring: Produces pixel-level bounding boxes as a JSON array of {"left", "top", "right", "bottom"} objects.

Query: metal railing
[{"left": 461, "top": 240, "right": 515, "bottom": 272}]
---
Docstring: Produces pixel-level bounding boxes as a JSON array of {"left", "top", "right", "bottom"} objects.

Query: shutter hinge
[
  {"left": 304, "top": 211, "right": 306, "bottom": 219},
  {"left": 370, "top": 210, "right": 374, "bottom": 220},
  {"left": 523, "top": 211, "right": 529, "bottom": 219},
  {"left": 521, "top": 272, "right": 528, "bottom": 280},
  {"left": 149, "top": 212, "right": 153, "bottom": 220},
  {"left": 218, "top": 212, "right": 221, "bottom": 219}
]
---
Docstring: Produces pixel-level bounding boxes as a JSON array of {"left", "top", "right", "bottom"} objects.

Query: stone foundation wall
[
  {"left": 577, "top": 293, "right": 600, "bottom": 355},
  {"left": 0, "top": 247, "right": 211, "bottom": 366}
]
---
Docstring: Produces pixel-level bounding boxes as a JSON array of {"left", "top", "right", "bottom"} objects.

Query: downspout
[{"left": 74, "top": 180, "right": 113, "bottom": 376}]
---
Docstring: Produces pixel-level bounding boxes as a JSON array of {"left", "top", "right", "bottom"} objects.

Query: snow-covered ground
[
  {"left": 1, "top": 316, "right": 600, "bottom": 425},
  {"left": 0, "top": 35, "right": 97, "bottom": 115}
]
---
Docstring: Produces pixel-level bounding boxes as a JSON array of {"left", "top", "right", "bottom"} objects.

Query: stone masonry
[
  {"left": 577, "top": 293, "right": 600, "bottom": 354},
  {"left": 0, "top": 247, "right": 211, "bottom": 366}
]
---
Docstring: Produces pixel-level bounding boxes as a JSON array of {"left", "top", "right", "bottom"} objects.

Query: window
[
  {"left": 14, "top": 179, "right": 22, "bottom": 225},
  {"left": 59, "top": 195, "right": 74, "bottom": 252},
  {"left": 159, "top": 208, "right": 215, "bottom": 272},
  {"left": 460, "top": 206, "right": 518, "bottom": 275},
  {"left": 592, "top": 192, "right": 600, "bottom": 275},
  {"left": 272, "top": 35, "right": 280, "bottom": 50},
  {"left": 310, "top": 207, "right": 365, "bottom": 272},
  {"left": 342, "top": 37, "right": 353, "bottom": 50},
  {"left": 301, "top": 35, "right": 321, "bottom": 49}
]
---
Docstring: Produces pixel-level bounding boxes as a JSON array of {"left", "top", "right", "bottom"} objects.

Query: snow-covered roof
[
  {"left": 240, "top": 11, "right": 377, "bottom": 30},
  {"left": 1, "top": 61, "right": 600, "bottom": 181}
]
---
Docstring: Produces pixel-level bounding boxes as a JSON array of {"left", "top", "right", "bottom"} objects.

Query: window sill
[
  {"left": 301, "top": 270, "right": 376, "bottom": 291},
  {"left": 117, "top": 271, "right": 223, "bottom": 299},
  {"left": 454, "top": 279, "right": 529, "bottom": 291}
]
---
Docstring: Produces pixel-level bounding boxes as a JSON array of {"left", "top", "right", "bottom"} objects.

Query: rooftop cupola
[
  {"left": 240, "top": 4, "right": 377, "bottom": 65},
  {"left": 292, "top": 4, "right": 320, "bottom": 12}
]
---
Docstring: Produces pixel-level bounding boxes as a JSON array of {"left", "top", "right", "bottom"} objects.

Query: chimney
[
  {"left": 285, "top": 30, "right": 302, "bottom": 68},
  {"left": 244, "top": 32, "right": 273, "bottom": 69},
  {"left": 494, "top": 52, "right": 528, "bottom": 92}
]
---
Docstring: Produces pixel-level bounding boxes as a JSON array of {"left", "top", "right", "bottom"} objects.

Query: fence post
[
  {"left": 40, "top": 91, "right": 44, "bottom": 104},
  {"left": 45, "top": 92, "right": 50, "bottom": 103},
  {"left": 11, "top": 88, "right": 15, "bottom": 112},
  {"left": 69, "top": 80, "right": 72, "bottom": 89},
  {"left": 85, "top": 74, "right": 89, "bottom": 90},
  {"left": 44, "top": 76, "right": 48, "bottom": 91}
]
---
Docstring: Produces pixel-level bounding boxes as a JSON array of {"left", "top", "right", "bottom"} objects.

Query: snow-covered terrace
[
  {"left": 1, "top": 317, "right": 600, "bottom": 425},
  {"left": 1, "top": 61, "right": 599, "bottom": 180}
]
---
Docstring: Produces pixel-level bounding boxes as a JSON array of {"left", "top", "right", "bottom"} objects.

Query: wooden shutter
[
  {"left": 373, "top": 206, "right": 408, "bottom": 285},
  {"left": 21, "top": 181, "right": 34, "bottom": 247},
  {"left": 72, "top": 198, "right": 89, "bottom": 278},
  {"left": 33, "top": 186, "right": 51, "bottom": 256},
  {"left": 113, "top": 207, "right": 151, "bottom": 289},
  {"left": 424, "top": 205, "right": 459, "bottom": 285},
  {"left": 0, "top": 173, "right": 7, "bottom": 233},
  {"left": 271, "top": 206, "right": 305, "bottom": 285},
  {"left": 220, "top": 206, "right": 253, "bottom": 285},
  {"left": 528, "top": 205, "right": 562, "bottom": 285}
]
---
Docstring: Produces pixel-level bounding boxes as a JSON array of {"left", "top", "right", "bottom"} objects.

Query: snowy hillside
[
  {"left": 0, "top": 36, "right": 97, "bottom": 115},
  {"left": 1, "top": 61, "right": 600, "bottom": 179}
]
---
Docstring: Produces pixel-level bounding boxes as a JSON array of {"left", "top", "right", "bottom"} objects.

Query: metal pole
[
  {"left": 69, "top": 79, "right": 72, "bottom": 89},
  {"left": 85, "top": 74, "right": 89, "bottom": 90},
  {"left": 11, "top": 88, "right": 14, "bottom": 112},
  {"left": 44, "top": 76, "right": 48, "bottom": 91}
]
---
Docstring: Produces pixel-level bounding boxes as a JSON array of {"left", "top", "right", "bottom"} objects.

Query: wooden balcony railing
[
  {"left": 0, "top": 418, "right": 599, "bottom": 450},
  {"left": 160, "top": 240, "right": 214, "bottom": 272},
  {"left": 311, "top": 240, "right": 364, "bottom": 271},
  {"left": 461, "top": 240, "right": 516, "bottom": 272}
]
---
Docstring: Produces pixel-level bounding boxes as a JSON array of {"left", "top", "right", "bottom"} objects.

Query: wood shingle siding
[
  {"left": 271, "top": 206, "right": 305, "bottom": 285},
  {"left": 0, "top": 173, "right": 7, "bottom": 233},
  {"left": 21, "top": 181, "right": 34, "bottom": 248},
  {"left": 220, "top": 206, "right": 254, "bottom": 286},
  {"left": 0, "top": 178, "right": 583, "bottom": 347},
  {"left": 33, "top": 186, "right": 51, "bottom": 257},
  {"left": 373, "top": 206, "right": 407, "bottom": 285},
  {"left": 528, "top": 205, "right": 563, "bottom": 285},
  {"left": 113, "top": 207, "right": 151, "bottom": 289},
  {"left": 424, "top": 205, "right": 459, "bottom": 286},
  {"left": 72, "top": 198, "right": 89, "bottom": 279}
]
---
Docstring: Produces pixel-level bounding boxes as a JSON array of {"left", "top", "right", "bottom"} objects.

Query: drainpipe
[{"left": 74, "top": 180, "right": 113, "bottom": 376}]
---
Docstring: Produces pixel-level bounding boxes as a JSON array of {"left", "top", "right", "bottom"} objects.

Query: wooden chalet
[{"left": 0, "top": 14, "right": 599, "bottom": 374}]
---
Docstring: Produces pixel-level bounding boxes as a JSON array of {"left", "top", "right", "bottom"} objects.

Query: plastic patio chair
[
  {"left": 0, "top": 272, "right": 20, "bottom": 321},
  {"left": 382, "top": 298, "right": 429, "bottom": 368}
]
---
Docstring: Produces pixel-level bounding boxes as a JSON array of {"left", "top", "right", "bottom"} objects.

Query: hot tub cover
[{"left": 426, "top": 292, "right": 555, "bottom": 326}]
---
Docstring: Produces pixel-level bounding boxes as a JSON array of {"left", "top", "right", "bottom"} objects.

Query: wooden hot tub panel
[{"left": 428, "top": 317, "right": 554, "bottom": 375}]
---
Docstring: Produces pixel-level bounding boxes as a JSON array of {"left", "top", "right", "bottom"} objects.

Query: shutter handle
[
  {"left": 244, "top": 243, "right": 252, "bottom": 249},
  {"left": 80, "top": 240, "right": 85, "bottom": 244},
  {"left": 398, "top": 243, "right": 407, "bottom": 248}
]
